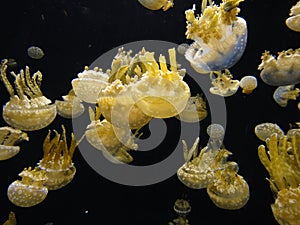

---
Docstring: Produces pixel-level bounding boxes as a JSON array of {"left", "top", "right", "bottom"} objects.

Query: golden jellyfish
[
  {"left": 3, "top": 212, "right": 16, "bottom": 225},
  {"left": 27, "top": 46, "right": 44, "bottom": 60},
  {"left": 286, "top": 1, "right": 300, "bottom": 32},
  {"left": 273, "top": 85, "right": 300, "bottom": 107},
  {"left": 207, "top": 161, "right": 250, "bottom": 210},
  {"left": 130, "top": 48, "right": 190, "bottom": 118},
  {"left": 175, "top": 94, "right": 207, "bottom": 123},
  {"left": 0, "top": 126, "right": 28, "bottom": 160},
  {"left": 254, "top": 122, "right": 284, "bottom": 142},
  {"left": 55, "top": 89, "right": 85, "bottom": 119},
  {"left": 184, "top": 0, "right": 247, "bottom": 73},
  {"left": 209, "top": 69, "right": 240, "bottom": 97},
  {"left": 258, "top": 131, "right": 300, "bottom": 225},
  {"left": 258, "top": 49, "right": 300, "bottom": 86},
  {"left": 0, "top": 59, "right": 57, "bottom": 131},
  {"left": 137, "top": 0, "right": 174, "bottom": 11},
  {"left": 239, "top": 75, "right": 257, "bottom": 94},
  {"left": 169, "top": 198, "right": 191, "bottom": 225},
  {"left": 7, "top": 167, "right": 48, "bottom": 207},
  {"left": 37, "top": 126, "right": 80, "bottom": 190},
  {"left": 71, "top": 66, "right": 109, "bottom": 104}
]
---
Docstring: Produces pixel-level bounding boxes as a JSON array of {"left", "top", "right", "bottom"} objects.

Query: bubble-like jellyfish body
[
  {"left": 0, "top": 59, "right": 56, "bottom": 131},
  {"left": 3, "top": 212, "right": 16, "bottom": 225},
  {"left": 209, "top": 70, "right": 240, "bottom": 97},
  {"left": 286, "top": 1, "right": 300, "bottom": 32},
  {"left": 239, "top": 76, "right": 257, "bottom": 94},
  {"left": 36, "top": 126, "right": 79, "bottom": 190},
  {"left": 207, "top": 123, "right": 225, "bottom": 140},
  {"left": 0, "top": 127, "right": 28, "bottom": 160},
  {"left": 71, "top": 66, "right": 109, "bottom": 104},
  {"left": 258, "top": 49, "right": 300, "bottom": 86},
  {"left": 55, "top": 89, "right": 84, "bottom": 119},
  {"left": 98, "top": 80, "right": 152, "bottom": 129},
  {"left": 175, "top": 94, "right": 207, "bottom": 123},
  {"left": 207, "top": 161, "right": 250, "bottom": 210},
  {"left": 7, "top": 167, "right": 48, "bottom": 207},
  {"left": 254, "top": 122, "right": 284, "bottom": 142},
  {"left": 273, "top": 85, "right": 300, "bottom": 107},
  {"left": 137, "top": 0, "right": 173, "bottom": 11},
  {"left": 27, "top": 46, "right": 44, "bottom": 59},
  {"left": 184, "top": 0, "right": 247, "bottom": 73},
  {"left": 130, "top": 48, "right": 190, "bottom": 118}
]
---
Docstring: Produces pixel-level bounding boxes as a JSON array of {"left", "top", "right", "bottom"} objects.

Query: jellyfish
[
  {"left": 254, "top": 122, "right": 285, "bottom": 142},
  {"left": 169, "top": 198, "right": 191, "bottom": 225},
  {"left": 239, "top": 75, "right": 257, "bottom": 94},
  {"left": 0, "top": 59, "right": 57, "bottom": 131},
  {"left": 3, "top": 212, "right": 16, "bottom": 225},
  {"left": 273, "top": 85, "right": 300, "bottom": 107},
  {"left": 0, "top": 126, "right": 28, "bottom": 160},
  {"left": 177, "top": 43, "right": 189, "bottom": 55},
  {"left": 184, "top": 0, "right": 247, "bottom": 73},
  {"left": 137, "top": 0, "right": 174, "bottom": 11},
  {"left": 130, "top": 48, "right": 191, "bottom": 118},
  {"left": 55, "top": 89, "right": 85, "bottom": 119},
  {"left": 286, "top": 1, "right": 300, "bottom": 32},
  {"left": 258, "top": 130, "right": 300, "bottom": 225},
  {"left": 207, "top": 161, "right": 250, "bottom": 210},
  {"left": 71, "top": 66, "right": 109, "bottom": 104},
  {"left": 27, "top": 46, "right": 45, "bottom": 59},
  {"left": 7, "top": 167, "right": 48, "bottom": 207},
  {"left": 175, "top": 94, "right": 207, "bottom": 123},
  {"left": 209, "top": 69, "right": 240, "bottom": 97},
  {"left": 258, "top": 49, "right": 300, "bottom": 86},
  {"left": 36, "top": 126, "right": 80, "bottom": 190}
]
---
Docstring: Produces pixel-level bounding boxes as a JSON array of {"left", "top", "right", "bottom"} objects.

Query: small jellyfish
[
  {"left": 209, "top": 70, "right": 240, "bottom": 97},
  {"left": 137, "top": 0, "right": 174, "bottom": 11},
  {"left": 169, "top": 198, "right": 191, "bottom": 225},
  {"left": 184, "top": 0, "right": 247, "bottom": 73},
  {"left": 177, "top": 43, "right": 189, "bottom": 55},
  {"left": 7, "top": 167, "right": 48, "bottom": 207},
  {"left": 175, "top": 94, "right": 207, "bottom": 123},
  {"left": 37, "top": 126, "right": 80, "bottom": 190},
  {"left": 254, "top": 122, "right": 284, "bottom": 142},
  {"left": 0, "top": 126, "right": 28, "bottom": 160},
  {"left": 273, "top": 85, "right": 300, "bottom": 107},
  {"left": 207, "top": 123, "right": 225, "bottom": 140},
  {"left": 55, "top": 89, "right": 85, "bottom": 119},
  {"left": 258, "top": 49, "right": 300, "bottom": 86},
  {"left": 71, "top": 66, "right": 109, "bottom": 104},
  {"left": 3, "top": 212, "right": 16, "bottom": 225},
  {"left": 239, "top": 75, "right": 257, "bottom": 94},
  {"left": 0, "top": 59, "right": 57, "bottom": 131},
  {"left": 286, "top": 1, "right": 300, "bottom": 32},
  {"left": 27, "top": 46, "right": 45, "bottom": 59}
]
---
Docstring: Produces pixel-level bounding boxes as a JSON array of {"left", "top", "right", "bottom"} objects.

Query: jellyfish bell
[
  {"left": 27, "top": 46, "right": 45, "bottom": 59},
  {"left": 137, "top": 0, "right": 174, "bottom": 11},
  {"left": 239, "top": 76, "right": 257, "bottom": 94},
  {"left": 273, "top": 85, "right": 300, "bottom": 107},
  {"left": 286, "top": 1, "right": 300, "bottom": 32},
  {"left": 254, "top": 122, "right": 284, "bottom": 142}
]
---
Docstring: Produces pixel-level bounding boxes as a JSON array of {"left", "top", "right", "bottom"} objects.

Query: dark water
[{"left": 0, "top": 0, "right": 300, "bottom": 224}]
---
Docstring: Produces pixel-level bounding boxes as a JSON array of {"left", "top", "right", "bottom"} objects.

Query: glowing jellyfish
[
  {"left": 169, "top": 198, "right": 191, "bottom": 225},
  {"left": 0, "top": 127, "right": 28, "bottom": 160},
  {"left": 71, "top": 66, "right": 109, "bottom": 104},
  {"left": 286, "top": 1, "right": 300, "bottom": 32},
  {"left": 37, "top": 126, "right": 80, "bottom": 190},
  {"left": 207, "top": 161, "right": 250, "bottom": 210},
  {"left": 55, "top": 89, "right": 85, "bottom": 119},
  {"left": 7, "top": 167, "right": 48, "bottom": 207},
  {"left": 258, "top": 49, "right": 300, "bottom": 86},
  {"left": 239, "top": 75, "right": 257, "bottom": 94},
  {"left": 0, "top": 59, "right": 57, "bottom": 131},
  {"left": 209, "top": 69, "right": 240, "bottom": 97},
  {"left": 184, "top": 0, "right": 247, "bottom": 73},
  {"left": 3, "top": 212, "right": 16, "bottom": 225},
  {"left": 137, "top": 0, "right": 173, "bottom": 11},
  {"left": 258, "top": 131, "right": 300, "bottom": 225},
  {"left": 254, "top": 122, "right": 284, "bottom": 142},
  {"left": 175, "top": 94, "right": 207, "bottom": 123},
  {"left": 273, "top": 85, "right": 300, "bottom": 107},
  {"left": 130, "top": 48, "right": 190, "bottom": 118},
  {"left": 27, "top": 46, "right": 44, "bottom": 59}
]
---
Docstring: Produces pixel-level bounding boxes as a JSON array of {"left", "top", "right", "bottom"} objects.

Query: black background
[{"left": 0, "top": 0, "right": 300, "bottom": 224}]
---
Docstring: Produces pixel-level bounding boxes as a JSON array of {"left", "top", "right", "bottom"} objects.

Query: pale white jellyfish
[
  {"left": 254, "top": 123, "right": 284, "bottom": 142},
  {"left": 239, "top": 76, "right": 257, "bottom": 94},
  {"left": 27, "top": 46, "right": 45, "bottom": 59},
  {"left": 273, "top": 85, "right": 300, "bottom": 107}
]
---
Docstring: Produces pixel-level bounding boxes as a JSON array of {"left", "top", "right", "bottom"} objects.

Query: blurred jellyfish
[
  {"left": 286, "top": 1, "right": 300, "bottom": 32},
  {"left": 207, "top": 123, "right": 225, "bottom": 150},
  {"left": 273, "top": 85, "right": 300, "bottom": 107},
  {"left": 3, "top": 212, "right": 16, "bottom": 225},
  {"left": 239, "top": 76, "right": 257, "bottom": 94},
  {"left": 6, "top": 58, "right": 17, "bottom": 69},
  {"left": 169, "top": 198, "right": 191, "bottom": 225},
  {"left": 137, "top": 0, "right": 174, "bottom": 11},
  {"left": 258, "top": 49, "right": 300, "bottom": 86},
  {"left": 254, "top": 122, "right": 284, "bottom": 142},
  {"left": 27, "top": 46, "right": 45, "bottom": 59},
  {"left": 177, "top": 43, "right": 189, "bottom": 55}
]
